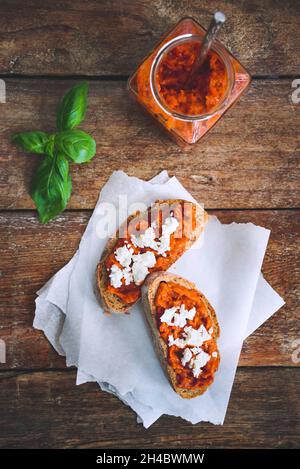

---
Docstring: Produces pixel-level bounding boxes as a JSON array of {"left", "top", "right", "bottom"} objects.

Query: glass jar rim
[{"left": 150, "top": 34, "right": 235, "bottom": 122}]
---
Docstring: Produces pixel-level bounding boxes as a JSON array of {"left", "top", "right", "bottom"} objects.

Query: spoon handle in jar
[
  {"left": 197, "top": 12, "right": 226, "bottom": 68},
  {"left": 186, "top": 11, "right": 226, "bottom": 87}
]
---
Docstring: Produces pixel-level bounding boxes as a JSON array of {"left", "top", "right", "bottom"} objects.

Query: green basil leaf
[
  {"left": 31, "top": 153, "right": 72, "bottom": 224},
  {"left": 44, "top": 133, "right": 56, "bottom": 158},
  {"left": 55, "top": 129, "right": 96, "bottom": 163},
  {"left": 56, "top": 82, "right": 88, "bottom": 131},
  {"left": 12, "top": 131, "right": 49, "bottom": 154}
]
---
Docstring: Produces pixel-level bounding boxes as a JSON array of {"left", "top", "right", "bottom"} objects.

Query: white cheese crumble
[
  {"left": 131, "top": 225, "right": 158, "bottom": 250},
  {"left": 169, "top": 324, "right": 211, "bottom": 349},
  {"left": 191, "top": 347, "right": 202, "bottom": 355},
  {"left": 132, "top": 251, "right": 156, "bottom": 268},
  {"left": 110, "top": 242, "right": 157, "bottom": 288},
  {"left": 160, "top": 307, "right": 178, "bottom": 325},
  {"left": 160, "top": 304, "right": 196, "bottom": 328},
  {"left": 181, "top": 304, "right": 196, "bottom": 320},
  {"left": 109, "top": 265, "right": 124, "bottom": 288},
  {"left": 181, "top": 348, "right": 193, "bottom": 367},
  {"left": 132, "top": 261, "right": 148, "bottom": 285},
  {"left": 183, "top": 325, "right": 212, "bottom": 347},
  {"left": 122, "top": 266, "right": 133, "bottom": 286},
  {"left": 189, "top": 349, "right": 211, "bottom": 378},
  {"left": 114, "top": 245, "right": 134, "bottom": 267},
  {"left": 131, "top": 251, "right": 156, "bottom": 285},
  {"left": 168, "top": 335, "right": 186, "bottom": 348},
  {"left": 109, "top": 264, "right": 133, "bottom": 287},
  {"left": 156, "top": 216, "right": 180, "bottom": 255},
  {"left": 212, "top": 351, "right": 218, "bottom": 358},
  {"left": 130, "top": 215, "right": 179, "bottom": 256},
  {"left": 180, "top": 346, "right": 212, "bottom": 378}
]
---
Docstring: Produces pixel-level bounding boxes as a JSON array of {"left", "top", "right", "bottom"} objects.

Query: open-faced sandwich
[
  {"left": 96, "top": 199, "right": 207, "bottom": 314},
  {"left": 142, "top": 272, "right": 220, "bottom": 398}
]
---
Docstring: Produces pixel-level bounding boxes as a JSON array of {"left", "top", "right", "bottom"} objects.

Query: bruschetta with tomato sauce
[
  {"left": 142, "top": 272, "right": 220, "bottom": 398},
  {"left": 96, "top": 199, "right": 207, "bottom": 314}
]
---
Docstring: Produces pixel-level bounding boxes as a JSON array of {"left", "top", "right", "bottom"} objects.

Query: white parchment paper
[{"left": 34, "top": 171, "right": 284, "bottom": 428}]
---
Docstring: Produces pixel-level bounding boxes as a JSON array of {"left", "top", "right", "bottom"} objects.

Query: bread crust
[
  {"left": 96, "top": 199, "right": 207, "bottom": 314},
  {"left": 141, "top": 272, "right": 220, "bottom": 399}
]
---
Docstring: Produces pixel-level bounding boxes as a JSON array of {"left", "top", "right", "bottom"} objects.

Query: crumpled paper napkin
[{"left": 34, "top": 171, "right": 284, "bottom": 428}]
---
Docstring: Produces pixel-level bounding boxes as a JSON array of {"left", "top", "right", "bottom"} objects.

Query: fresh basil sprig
[{"left": 12, "top": 82, "right": 96, "bottom": 224}]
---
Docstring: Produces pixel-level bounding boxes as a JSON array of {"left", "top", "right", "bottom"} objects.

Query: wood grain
[
  {"left": 0, "top": 367, "right": 299, "bottom": 448},
  {"left": 0, "top": 0, "right": 299, "bottom": 76},
  {"left": 0, "top": 210, "right": 298, "bottom": 369},
  {"left": 1, "top": 78, "right": 299, "bottom": 210}
]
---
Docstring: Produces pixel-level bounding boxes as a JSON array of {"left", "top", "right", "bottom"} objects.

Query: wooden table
[{"left": 0, "top": 0, "right": 299, "bottom": 449}]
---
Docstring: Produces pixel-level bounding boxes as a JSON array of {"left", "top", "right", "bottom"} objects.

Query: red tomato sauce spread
[
  {"left": 156, "top": 41, "right": 228, "bottom": 116},
  {"left": 155, "top": 281, "right": 220, "bottom": 389},
  {"left": 105, "top": 202, "right": 197, "bottom": 305}
]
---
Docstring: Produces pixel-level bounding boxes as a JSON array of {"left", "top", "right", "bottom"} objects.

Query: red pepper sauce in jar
[{"left": 155, "top": 41, "right": 228, "bottom": 117}]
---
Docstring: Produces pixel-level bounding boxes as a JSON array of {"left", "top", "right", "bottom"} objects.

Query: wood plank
[
  {"left": 1, "top": 78, "right": 299, "bottom": 210},
  {"left": 0, "top": 210, "right": 299, "bottom": 369},
  {"left": 0, "top": 0, "right": 299, "bottom": 76},
  {"left": 0, "top": 367, "right": 299, "bottom": 448}
]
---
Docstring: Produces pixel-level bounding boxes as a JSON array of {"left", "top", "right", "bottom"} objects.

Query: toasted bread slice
[
  {"left": 142, "top": 272, "right": 220, "bottom": 399},
  {"left": 96, "top": 199, "right": 207, "bottom": 314}
]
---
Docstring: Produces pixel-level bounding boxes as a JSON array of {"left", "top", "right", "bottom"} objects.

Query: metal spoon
[{"left": 185, "top": 11, "right": 226, "bottom": 88}]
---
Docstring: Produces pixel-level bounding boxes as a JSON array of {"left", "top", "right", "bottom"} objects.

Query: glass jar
[{"left": 128, "top": 17, "right": 251, "bottom": 148}]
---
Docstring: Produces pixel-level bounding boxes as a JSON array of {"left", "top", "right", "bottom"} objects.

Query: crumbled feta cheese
[
  {"left": 114, "top": 245, "right": 134, "bottom": 267},
  {"left": 168, "top": 335, "right": 174, "bottom": 346},
  {"left": 162, "top": 216, "right": 180, "bottom": 236},
  {"left": 160, "top": 303, "right": 196, "bottom": 328},
  {"left": 130, "top": 226, "right": 158, "bottom": 250},
  {"left": 180, "top": 347, "right": 212, "bottom": 377},
  {"left": 183, "top": 325, "right": 211, "bottom": 347},
  {"left": 189, "top": 350, "right": 211, "bottom": 378},
  {"left": 181, "top": 348, "right": 193, "bottom": 367},
  {"left": 109, "top": 264, "right": 124, "bottom": 288},
  {"left": 168, "top": 335, "right": 186, "bottom": 348},
  {"left": 156, "top": 234, "right": 170, "bottom": 255},
  {"left": 208, "top": 327, "right": 214, "bottom": 335},
  {"left": 181, "top": 305, "right": 196, "bottom": 321},
  {"left": 173, "top": 311, "right": 189, "bottom": 328},
  {"left": 109, "top": 264, "right": 133, "bottom": 288},
  {"left": 111, "top": 242, "right": 157, "bottom": 288},
  {"left": 212, "top": 351, "right": 218, "bottom": 358},
  {"left": 156, "top": 216, "right": 180, "bottom": 255},
  {"left": 122, "top": 266, "right": 133, "bottom": 286},
  {"left": 179, "top": 304, "right": 196, "bottom": 321},
  {"left": 131, "top": 251, "right": 156, "bottom": 284},
  {"left": 132, "top": 261, "right": 149, "bottom": 285},
  {"left": 160, "top": 307, "right": 178, "bottom": 325},
  {"left": 132, "top": 251, "right": 156, "bottom": 268},
  {"left": 168, "top": 324, "right": 211, "bottom": 349},
  {"left": 131, "top": 215, "right": 179, "bottom": 256}
]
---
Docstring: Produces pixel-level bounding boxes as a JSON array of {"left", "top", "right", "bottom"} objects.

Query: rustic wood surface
[
  {"left": 0, "top": 0, "right": 299, "bottom": 76},
  {"left": 0, "top": 0, "right": 299, "bottom": 449},
  {"left": 0, "top": 368, "right": 299, "bottom": 449}
]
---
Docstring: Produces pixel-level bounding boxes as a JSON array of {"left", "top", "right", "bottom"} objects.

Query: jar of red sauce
[{"left": 128, "top": 17, "right": 251, "bottom": 148}]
